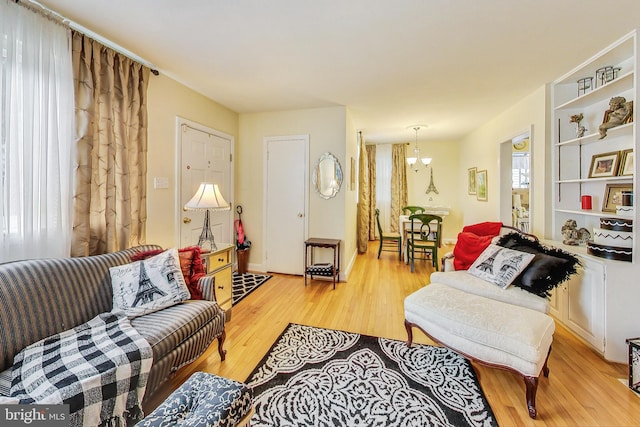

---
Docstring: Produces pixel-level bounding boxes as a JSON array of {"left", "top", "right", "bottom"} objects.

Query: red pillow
[
  {"left": 130, "top": 247, "right": 204, "bottom": 300},
  {"left": 453, "top": 232, "right": 494, "bottom": 270},
  {"left": 178, "top": 246, "right": 204, "bottom": 300},
  {"left": 130, "top": 248, "right": 164, "bottom": 261},
  {"left": 462, "top": 221, "right": 502, "bottom": 237}
]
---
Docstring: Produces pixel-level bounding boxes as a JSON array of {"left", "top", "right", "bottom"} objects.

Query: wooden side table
[
  {"left": 304, "top": 238, "right": 341, "bottom": 289},
  {"left": 201, "top": 244, "right": 233, "bottom": 317}
]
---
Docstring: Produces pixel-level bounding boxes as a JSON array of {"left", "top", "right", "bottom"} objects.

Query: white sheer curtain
[
  {"left": 375, "top": 144, "right": 392, "bottom": 234},
  {"left": 0, "top": 2, "right": 74, "bottom": 261}
]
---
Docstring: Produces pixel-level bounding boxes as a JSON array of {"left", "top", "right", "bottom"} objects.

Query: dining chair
[
  {"left": 375, "top": 209, "right": 401, "bottom": 259},
  {"left": 401, "top": 206, "right": 425, "bottom": 215},
  {"left": 406, "top": 213, "right": 443, "bottom": 272}
]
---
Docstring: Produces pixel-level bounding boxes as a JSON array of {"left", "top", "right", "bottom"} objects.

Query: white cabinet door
[
  {"left": 550, "top": 257, "right": 605, "bottom": 353},
  {"left": 565, "top": 259, "right": 605, "bottom": 352}
]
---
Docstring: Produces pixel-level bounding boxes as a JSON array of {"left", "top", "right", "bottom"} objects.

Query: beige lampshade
[{"left": 184, "top": 183, "right": 230, "bottom": 211}]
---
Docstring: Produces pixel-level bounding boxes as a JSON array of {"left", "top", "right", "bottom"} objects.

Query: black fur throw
[{"left": 497, "top": 232, "right": 581, "bottom": 298}]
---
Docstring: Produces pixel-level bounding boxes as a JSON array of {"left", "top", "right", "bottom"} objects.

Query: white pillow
[
  {"left": 468, "top": 244, "right": 535, "bottom": 289},
  {"left": 110, "top": 248, "right": 191, "bottom": 318}
]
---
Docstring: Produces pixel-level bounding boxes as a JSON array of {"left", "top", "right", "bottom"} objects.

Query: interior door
[
  {"left": 178, "top": 120, "right": 233, "bottom": 249},
  {"left": 264, "top": 135, "right": 308, "bottom": 274}
]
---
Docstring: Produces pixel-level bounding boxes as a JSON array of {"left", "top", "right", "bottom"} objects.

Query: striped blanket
[{"left": 9, "top": 312, "right": 153, "bottom": 427}]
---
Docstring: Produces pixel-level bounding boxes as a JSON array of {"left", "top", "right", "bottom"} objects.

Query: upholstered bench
[
  {"left": 404, "top": 283, "right": 555, "bottom": 419},
  {"left": 137, "top": 372, "right": 254, "bottom": 427}
]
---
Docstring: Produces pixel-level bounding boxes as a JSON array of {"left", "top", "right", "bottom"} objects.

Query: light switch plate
[{"left": 154, "top": 177, "right": 169, "bottom": 189}]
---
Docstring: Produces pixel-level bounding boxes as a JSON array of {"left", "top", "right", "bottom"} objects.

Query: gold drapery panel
[
  {"left": 357, "top": 133, "right": 370, "bottom": 253},
  {"left": 390, "top": 144, "right": 408, "bottom": 233},
  {"left": 71, "top": 31, "right": 150, "bottom": 256},
  {"left": 366, "top": 145, "right": 377, "bottom": 241}
]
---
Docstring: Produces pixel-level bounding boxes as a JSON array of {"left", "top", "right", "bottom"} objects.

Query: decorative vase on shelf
[{"left": 569, "top": 113, "right": 586, "bottom": 138}]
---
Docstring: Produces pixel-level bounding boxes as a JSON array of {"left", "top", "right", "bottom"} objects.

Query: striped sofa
[{"left": 0, "top": 245, "right": 227, "bottom": 404}]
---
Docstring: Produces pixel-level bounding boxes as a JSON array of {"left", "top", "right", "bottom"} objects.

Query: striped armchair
[{"left": 0, "top": 246, "right": 226, "bottom": 404}]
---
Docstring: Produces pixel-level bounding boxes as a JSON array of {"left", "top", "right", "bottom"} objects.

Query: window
[
  {"left": 512, "top": 152, "right": 530, "bottom": 189},
  {"left": 0, "top": 2, "right": 74, "bottom": 261}
]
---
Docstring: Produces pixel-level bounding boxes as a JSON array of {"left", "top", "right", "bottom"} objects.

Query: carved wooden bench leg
[
  {"left": 524, "top": 375, "right": 539, "bottom": 419},
  {"left": 218, "top": 330, "right": 227, "bottom": 361},
  {"left": 524, "top": 346, "right": 551, "bottom": 419},
  {"left": 405, "top": 320, "right": 414, "bottom": 347},
  {"left": 542, "top": 345, "right": 551, "bottom": 377}
]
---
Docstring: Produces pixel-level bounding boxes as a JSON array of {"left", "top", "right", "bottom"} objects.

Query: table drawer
[
  {"left": 205, "top": 248, "right": 231, "bottom": 272},
  {"left": 212, "top": 267, "right": 232, "bottom": 311}
]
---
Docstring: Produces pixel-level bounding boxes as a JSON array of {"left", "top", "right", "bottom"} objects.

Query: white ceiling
[{"left": 38, "top": 0, "right": 640, "bottom": 143}]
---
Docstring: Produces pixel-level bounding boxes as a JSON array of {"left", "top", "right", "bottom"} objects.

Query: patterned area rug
[
  {"left": 232, "top": 272, "right": 272, "bottom": 305},
  {"left": 246, "top": 323, "right": 497, "bottom": 427}
]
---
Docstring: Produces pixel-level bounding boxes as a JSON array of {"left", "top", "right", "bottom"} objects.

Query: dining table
[{"left": 399, "top": 207, "right": 450, "bottom": 262}]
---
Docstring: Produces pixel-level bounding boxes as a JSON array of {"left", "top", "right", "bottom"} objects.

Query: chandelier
[{"left": 406, "top": 125, "right": 431, "bottom": 172}]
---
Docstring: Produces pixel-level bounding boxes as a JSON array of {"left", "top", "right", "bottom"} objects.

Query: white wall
[
  {"left": 146, "top": 74, "right": 239, "bottom": 248},
  {"left": 406, "top": 140, "right": 462, "bottom": 243},
  {"left": 457, "top": 85, "right": 549, "bottom": 238},
  {"left": 344, "top": 110, "right": 359, "bottom": 275},
  {"left": 238, "top": 106, "right": 349, "bottom": 274}
]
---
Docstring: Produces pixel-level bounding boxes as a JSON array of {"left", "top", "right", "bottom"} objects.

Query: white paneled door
[
  {"left": 264, "top": 135, "right": 308, "bottom": 275},
  {"left": 178, "top": 119, "right": 233, "bottom": 249}
]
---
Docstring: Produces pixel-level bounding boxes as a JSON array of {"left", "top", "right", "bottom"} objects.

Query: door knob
[
  {"left": 298, "top": 213, "right": 303, "bottom": 218},
  {"left": 183, "top": 217, "right": 192, "bottom": 224}
]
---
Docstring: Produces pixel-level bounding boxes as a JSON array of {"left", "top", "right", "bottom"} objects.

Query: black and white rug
[
  {"left": 246, "top": 323, "right": 497, "bottom": 427},
  {"left": 232, "top": 272, "right": 272, "bottom": 305}
]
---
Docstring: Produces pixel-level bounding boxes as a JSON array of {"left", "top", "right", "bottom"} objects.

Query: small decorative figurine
[
  {"left": 599, "top": 96, "right": 633, "bottom": 139},
  {"left": 569, "top": 113, "right": 587, "bottom": 138},
  {"left": 561, "top": 219, "right": 591, "bottom": 246}
]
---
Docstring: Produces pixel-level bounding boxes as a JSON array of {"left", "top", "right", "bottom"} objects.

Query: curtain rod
[
  {"left": 13, "top": 0, "right": 68, "bottom": 28},
  {"left": 16, "top": 0, "right": 160, "bottom": 76},
  {"left": 365, "top": 141, "right": 411, "bottom": 146}
]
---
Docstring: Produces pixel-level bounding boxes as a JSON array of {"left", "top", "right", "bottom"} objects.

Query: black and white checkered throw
[{"left": 10, "top": 312, "right": 153, "bottom": 427}]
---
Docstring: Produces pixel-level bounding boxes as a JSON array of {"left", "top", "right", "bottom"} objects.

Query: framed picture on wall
[
  {"left": 476, "top": 170, "right": 488, "bottom": 201},
  {"left": 468, "top": 167, "right": 477, "bottom": 195}
]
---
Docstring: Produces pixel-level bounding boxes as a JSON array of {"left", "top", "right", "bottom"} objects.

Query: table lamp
[{"left": 184, "top": 183, "right": 230, "bottom": 251}]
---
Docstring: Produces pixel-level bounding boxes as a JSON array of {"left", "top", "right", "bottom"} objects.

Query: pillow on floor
[
  {"left": 468, "top": 244, "right": 535, "bottom": 289},
  {"left": 111, "top": 248, "right": 191, "bottom": 318},
  {"left": 497, "top": 232, "right": 581, "bottom": 298}
]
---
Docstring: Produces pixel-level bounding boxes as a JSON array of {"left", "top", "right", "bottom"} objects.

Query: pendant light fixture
[{"left": 406, "top": 125, "right": 431, "bottom": 172}]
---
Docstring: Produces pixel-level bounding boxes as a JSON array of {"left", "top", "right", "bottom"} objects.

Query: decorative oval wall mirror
[{"left": 313, "top": 152, "right": 343, "bottom": 199}]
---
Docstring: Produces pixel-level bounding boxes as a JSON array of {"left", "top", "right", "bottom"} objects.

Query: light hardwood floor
[{"left": 147, "top": 241, "right": 640, "bottom": 426}]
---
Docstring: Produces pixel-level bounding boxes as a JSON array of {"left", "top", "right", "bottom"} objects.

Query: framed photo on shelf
[
  {"left": 602, "top": 183, "right": 633, "bottom": 212},
  {"left": 588, "top": 151, "right": 621, "bottom": 178},
  {"left": 476, "top": 170, "right": 487, "bottom": 201},
  {"left": 468, "top": 167, "right": 477, "bottom": 195},
  {"left": 619, "top": 149, "right": 634, "bottom": 176}
]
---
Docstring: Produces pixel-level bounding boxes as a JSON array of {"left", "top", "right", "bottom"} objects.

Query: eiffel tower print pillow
[
  {"left": 110, "top": 248, "right": 191, "bottom": 318},
  {"left": 467, "top": 244, "right": 535, "bottom": 289}
]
